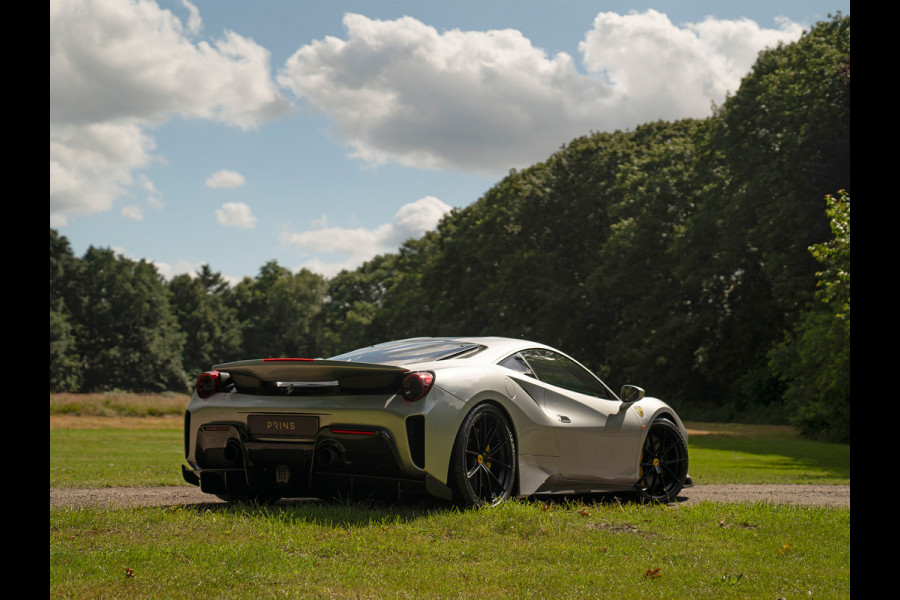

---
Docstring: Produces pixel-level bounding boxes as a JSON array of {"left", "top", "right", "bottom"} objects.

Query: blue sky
[{"left": 50, "top": 0, "right": 849, "bottom": 284}]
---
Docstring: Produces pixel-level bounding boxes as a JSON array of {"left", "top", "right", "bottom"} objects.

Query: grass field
[
  {"left": 49, "top": 393, "right": 851, "bottom": 488},
  {"left": 49, "top": 394, "right": 850, "bottom": 599}
]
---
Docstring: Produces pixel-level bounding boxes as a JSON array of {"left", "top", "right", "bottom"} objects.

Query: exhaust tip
[
  {"left": 223, "top": 439, "right": 243, "bottom": 466},
  {"left": 316, "top": 444, "right": 343, "bottom": 469}
]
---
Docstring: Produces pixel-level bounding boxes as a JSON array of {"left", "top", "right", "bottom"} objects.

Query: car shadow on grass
[{"left": 178, "top": 489, "right": 675, "bottom": 526}]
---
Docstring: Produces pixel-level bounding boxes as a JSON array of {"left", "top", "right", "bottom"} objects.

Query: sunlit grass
[
  {"left": 50, "top": 428, "right": 185, "bottom": 488},
  {"left": 50, "top": 400, "right": 850, "bottom": 598},
  {"left": 49, "top": 407, "right": 850, "bottom": 488},
  {"left": 684, "top": 421, "right": 849, "bottom": 485},
  {"left": 50, "top": 498, "right": 849, "bottom": 599}
]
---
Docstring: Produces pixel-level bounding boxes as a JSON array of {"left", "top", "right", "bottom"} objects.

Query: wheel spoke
[
  {"left": 659, "top": 437, "right": 680, "bottom": 457},
  {"left": 484, "top": 437, "right": 507, "bottom": 458},
  {"left": 487, "top": 457, "right": 511, "bottom": 470},
  {"left": 636, "top": 469, "right": 650, "bottom": 488},
  {"left": 479, "top": 464, "right": 497, "bottom": 498},
  {"left": 483, "top": 418, "right": 500, "bottom": 447},
  {"left": 473, "top": 419, "right": 484, "bottom": 452}
]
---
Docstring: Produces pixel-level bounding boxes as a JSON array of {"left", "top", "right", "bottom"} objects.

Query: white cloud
[
  {"left": 153, "top": 258, "right": 242, "bottom": 287},
  {"left": 121, "top": 205, "right": 144, "bottom": 221},
  {"left": 205, "top": 169, "right": 246, "bottom": 188},
  {"left": 153, "top": 258, "right": 206, "bottom": 281},
  {"left": 215, "top": 202, "right": 257, "bottom": 228},
  {"left": 577, "top": 10, "right": 805, "bottom": 123},
  {"left": 283, "top": 196, "right": 451, "bottom": 276},
  {"left": 298, "top": 256, "right": 371, "bottom": 279},
  {"left": 50, "top": 0, "right": 289, "bottom": 225},
  {"left": 278, "top": 11, "right": 803, "bottom": 175},
  {"left": 50, "top": 121, "right": 157, "bottom": 226},
  {"left": 182, "top": 0, "right": 202, "bottom": 36}
]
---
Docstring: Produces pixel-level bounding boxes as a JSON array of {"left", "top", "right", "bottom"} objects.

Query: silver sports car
[{"left": 182, "top": 337, "right": 692, "bottom": 505}]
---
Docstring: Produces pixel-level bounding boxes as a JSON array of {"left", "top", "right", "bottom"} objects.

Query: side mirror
[{"left": 619, "top": 384, "right": 645, "bottom": 406}]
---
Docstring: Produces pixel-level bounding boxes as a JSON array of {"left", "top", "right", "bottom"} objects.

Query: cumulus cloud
[
  {"left": 50, "top": 0, "right": 289, "bottom": 225},
  {"left": 215, "top": 202, "right": 258, "bottom": 228},
  {"left": 152, "top": 258, "right": 241, "bottom": 286},
  {"left": 153, "top": 258, "right": 208, "bottom": 281},
  {"left": 205, "top": 169, "right": 246, "bottom": 188},
  {"left": 278, "top": 11, "right": 803, "bottom": 175},
  {"left": 121, "top": 205, "right": 144, "bottom": 221},
  {"left": 282, "top": 196, "right": 451, "bottom": 276},
  {"left": 577, "top": 10, "right": 804, "bottom": 123},
  {"left": 182, "top": 0, "right": 202, "bottom": 36},
  {"left": 49, "top": 121, "right": 157, "bottom": 227}
]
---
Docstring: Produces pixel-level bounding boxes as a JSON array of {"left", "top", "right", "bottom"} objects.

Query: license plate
[{"left": 248, "top": 415, "right": 318, "bottom": 438}]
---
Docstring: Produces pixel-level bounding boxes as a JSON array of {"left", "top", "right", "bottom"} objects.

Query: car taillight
[
  {"left": 401, "top": 372, "right": 435, "bottom": 402},
  {"left": 196, "top": 371, "right": 220, "bottom": 399}
]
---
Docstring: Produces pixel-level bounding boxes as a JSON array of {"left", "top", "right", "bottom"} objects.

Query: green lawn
[
  {"left": 50, "top": 419, "right": 850, "bottom": 488},
  {"left": 50, "top": 405, "right": 850, "bottom": 599},
  {"left": 685, "top": 422, "right": 850, "bottom": 485},
  {"left": 51, "top": 495, "right": 849, "bottom": 599},
  {"left": 50, "top": 428, "right": 185, "bottom": 487}
]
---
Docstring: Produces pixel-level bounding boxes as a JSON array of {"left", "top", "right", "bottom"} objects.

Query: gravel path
[{"left": 50, "top": 484, "right": 849, "bottom": 510}]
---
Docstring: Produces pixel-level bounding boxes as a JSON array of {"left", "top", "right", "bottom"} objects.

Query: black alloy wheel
[
  {"left": 450, "top": 403, "right": 517, "bottom": 506},
  {"left": 636, "top": 418, "right": 688, "bottom": 502}
]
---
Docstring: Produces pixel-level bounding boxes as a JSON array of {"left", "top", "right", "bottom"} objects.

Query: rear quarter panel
[{"left": 422, "top": 364, "right": 562, "bottom": 485}]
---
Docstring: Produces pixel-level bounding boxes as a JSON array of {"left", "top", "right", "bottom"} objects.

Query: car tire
[
  {"left": 636, "top": 417, "right": 688, "bottom": 502},
  {"left": 449, "top": 403, "right": 517, "bottom": 507}
]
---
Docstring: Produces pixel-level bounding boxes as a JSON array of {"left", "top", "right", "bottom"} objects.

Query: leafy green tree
[
  {"left": 50, "top": 229, "right": 79, "bottom": 310},
  {"left": 670, "top": 14, "right": 850, "bottom": 410},
  {"left": 50, "top": 230, "right": 83, "bottom": 391},
  {"left": 807, "top": 191, "right": 850, "bottom": 319},
  {"left": 591, "top": 120, "right": 716, "bottom": 398},
  {"left": 711, "top": 15, "right": 850, "bottom": 307},
  {"left": 317, "top": 253, "right": 398, "bottom": 356},
  {"left": 169, "top": 265, "right": 242, "bottom": 375},
  {"left": 380, "top": 129, "right": 639, "bottom": 375},
  {"left": 229, "top": 261, "right": 328, "bottom": 358},
  {"left": 71, "top": 247, "right": 188, "bottom": 392},
  {"left": 769, "top": 191, "right": 850, "bottom": 441},
  {"left": 50, "top": 307, "right": 83, "bottom": 392}
]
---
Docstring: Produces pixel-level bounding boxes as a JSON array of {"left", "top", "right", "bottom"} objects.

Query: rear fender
[{"left": 423, "top": 366, "right": 560, "bottom": 487}]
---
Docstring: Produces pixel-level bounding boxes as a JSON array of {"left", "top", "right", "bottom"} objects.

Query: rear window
[{"left": 328, "top": 339, "right": 483, "bottom": 365}]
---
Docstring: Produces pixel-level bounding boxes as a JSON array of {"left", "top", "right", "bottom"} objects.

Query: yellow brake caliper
[{"left": 477, "top": 444, "right": 491, "bottom": 469}]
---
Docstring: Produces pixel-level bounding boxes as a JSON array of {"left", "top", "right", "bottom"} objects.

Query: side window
[
  {"left": 519, "top": 349, "right": 612, "bottom": 399},
  {"left": 498, "top": 353, "right": 536, "bottom": 378}
]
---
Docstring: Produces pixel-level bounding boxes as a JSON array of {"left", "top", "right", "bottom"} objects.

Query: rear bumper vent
[{"left": 405, "top": 416, "right": 425, "bottom": 469}]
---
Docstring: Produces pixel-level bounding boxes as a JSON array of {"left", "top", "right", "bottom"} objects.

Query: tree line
[{"left": 49, "top": 15, "right": 849, "bottom": 441}]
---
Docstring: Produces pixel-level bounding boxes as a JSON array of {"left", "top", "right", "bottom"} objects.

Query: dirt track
[{"left": 50, "top": 484, "right": 849, "bottom": 510}]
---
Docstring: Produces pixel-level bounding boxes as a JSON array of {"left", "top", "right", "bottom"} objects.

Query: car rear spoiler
[{"left": 212, "top": 359, "right": 409, "bottom": 390}]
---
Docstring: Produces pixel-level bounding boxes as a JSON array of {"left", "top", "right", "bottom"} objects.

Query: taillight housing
[
  {"left": 401, "top": 371, "right": 435, "bottom": 402},
  {"left": 196, "top": 371, "right": 220, "bottom": 399}
]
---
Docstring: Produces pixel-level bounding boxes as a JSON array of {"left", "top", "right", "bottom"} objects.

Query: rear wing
[{"left": 213, "top": 358, "right": 408, "bottom": 391}]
